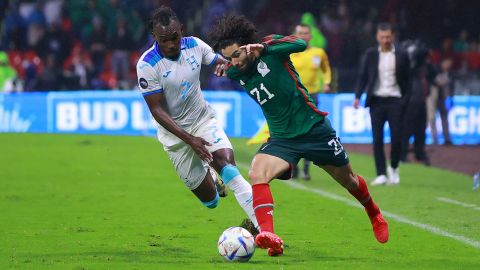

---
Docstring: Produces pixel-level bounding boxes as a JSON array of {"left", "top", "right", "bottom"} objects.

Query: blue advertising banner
[
  {"left": 0, "top": 90, "right": 265, "bottom": 137},
  {"left": 317, "top": 94, "right": 480, "bottom": 145},
  {"left": 1, "top": 91, "right": 479, "bottom": 145}
]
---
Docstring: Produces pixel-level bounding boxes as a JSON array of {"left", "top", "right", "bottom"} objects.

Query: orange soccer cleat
[
  {"left": 255, "top": 231, "right": 284, "bottom": 256},
  {"left": 370, "top": 213, "right": 389, "bottom": 243}
]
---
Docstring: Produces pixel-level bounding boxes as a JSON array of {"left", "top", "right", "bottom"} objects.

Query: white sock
[{"left": 226, "top": 175, "right": 259, "bottom": 229}]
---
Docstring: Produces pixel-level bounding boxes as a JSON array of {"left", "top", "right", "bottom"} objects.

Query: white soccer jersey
[{"left": 136, "top": 36, "right": 219, "bottom": 143}]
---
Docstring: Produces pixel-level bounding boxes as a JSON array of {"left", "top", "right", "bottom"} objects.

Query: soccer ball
[{"left": 217, "top": 226, "right": 255, "bottom": 262}]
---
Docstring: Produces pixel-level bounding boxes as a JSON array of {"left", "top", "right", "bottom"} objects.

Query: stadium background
[
  {"left": 2, "top": 0, "right": 480, "bottom": 93},
  {"left": 1, "top": 0, "right": 479, "bottom": 159},
  {"left": 0, "top": 0, "right": 480, "bottom": 269}
]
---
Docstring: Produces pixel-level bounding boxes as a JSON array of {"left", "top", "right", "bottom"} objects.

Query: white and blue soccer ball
[{"left": 217, "top": 226, "right": 255, "bottom": 262}]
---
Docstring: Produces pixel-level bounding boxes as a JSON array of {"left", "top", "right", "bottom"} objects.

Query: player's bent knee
[
  {"left": 248, "top": 170, "right": 269, "bottom": 184},
  {"left": 220, "top": 164, "right": 241, "bottom": 184},
  {"left": 202, "top": 192, "right": 220, "bottom": 209}
]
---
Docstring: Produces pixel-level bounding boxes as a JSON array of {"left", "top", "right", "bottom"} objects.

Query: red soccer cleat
[
  {"left": 255, "top": 231, "right": 284, "bottom": 256},
  {"left": 370, "top": 213, "right": 389, "bottom": 243},
  {"left": 268, "top": 246, "right": 284, "bottom": 256}
]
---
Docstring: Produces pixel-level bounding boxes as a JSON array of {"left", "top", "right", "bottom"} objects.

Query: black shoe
[
  {"left": 422, "top": 156, "right": 431, "bottom": 166},
  {"left": 239, "top": 218, "right": 259, "bottom": 237},
  {"left": 215, "top": 178, "right": 228, "bottom": 198},
  {"left": 416, "top": 154, "right": 431, "bottom": 166}
]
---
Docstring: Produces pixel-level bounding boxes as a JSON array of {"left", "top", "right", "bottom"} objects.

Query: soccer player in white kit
[{"left": 136, "top": 6, "right": 258, "bottom": 232}]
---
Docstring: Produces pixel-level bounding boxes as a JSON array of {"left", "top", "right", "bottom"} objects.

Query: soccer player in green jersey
[{"left": 208, "top": 14, "right": 389, "bottom": 256}]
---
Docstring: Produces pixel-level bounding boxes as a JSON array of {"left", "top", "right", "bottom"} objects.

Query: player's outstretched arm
[
  {"left": 143, "top": 93, "right": 213, "bottom": 163},
  {"left": 261, "top": 35, "right": 307, "bottom": 57}
]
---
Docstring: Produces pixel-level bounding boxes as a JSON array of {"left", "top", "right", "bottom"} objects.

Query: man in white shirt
[
  {"left": 354, "top": 23, "right": 410, "bottom": 186},
  {"left": 136, "top": 6, "right": 258, "bottom": 233}
]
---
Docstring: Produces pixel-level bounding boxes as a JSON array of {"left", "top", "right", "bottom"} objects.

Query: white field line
[
  {"left": 437, "top": 197, "right": 480, "bottom": 211},
  {"left": 236, "top": 162, "right": 480, "bottom": 249},
  {"left": 285, "top": 181, "right": 480, "bottom": 249}
]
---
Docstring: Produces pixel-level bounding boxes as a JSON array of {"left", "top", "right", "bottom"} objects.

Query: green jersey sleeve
[{"left": 261, "top": 34, "right": 307, "bottom": 59}]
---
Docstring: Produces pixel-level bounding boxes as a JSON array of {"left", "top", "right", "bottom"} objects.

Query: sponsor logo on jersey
[
  {"left": 257, "top": 60, "right": 270, "bottom": 77},
  {"left": 139, "top": 78, "right": 148, "bottom": 89},
  {"left": 162, "top": 70, "right": 172, "bottom": 78}
]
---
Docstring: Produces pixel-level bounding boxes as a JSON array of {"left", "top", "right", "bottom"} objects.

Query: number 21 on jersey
[{"left": 250, "top": 83, "right": 275, "bottom": 105}]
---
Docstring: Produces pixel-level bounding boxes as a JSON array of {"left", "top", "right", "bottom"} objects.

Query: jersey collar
[
  {"left": 154, "top": 41, "right": 181, "bottom": 61},
  {"left": 154, "top": 42, "right": 165, "bottom": 58}
]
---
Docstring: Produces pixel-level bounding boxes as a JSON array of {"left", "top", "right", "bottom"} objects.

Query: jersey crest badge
[
  {"left": 257, "top": 60, "right": 270, "bottom": 77},
  {"left": 185, "top": 55, "right": 200, "bottom": 70}
]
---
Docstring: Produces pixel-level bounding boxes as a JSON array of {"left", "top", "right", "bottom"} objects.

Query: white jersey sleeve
[
  {"left": 136, "top": 54, "right": 163, "bottom": 96},
  {"left": 194, "top": 37, "right": 219, "bottom": 66}
]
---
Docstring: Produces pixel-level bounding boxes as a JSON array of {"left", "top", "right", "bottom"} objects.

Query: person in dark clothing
[
  {"left": 353, "top": 23, "right": 410, "bottom": 186},
  {"left": 33, "top": 54, "right": 67, "bottom": 91},
  {"left": 87, "top": 15, "right": 108, "bottom": 77},
  {"left": 428, "top": 58, "right": 454, "bottom": 145},
  {"left": 110, "top": 16, "right": 133, "bottom": 88},
  {"left": 36, "top": 22, "right": 72, "bottom": 64},
  {"left": 400, "top": 40, "right": 435, "bottom": 166}
]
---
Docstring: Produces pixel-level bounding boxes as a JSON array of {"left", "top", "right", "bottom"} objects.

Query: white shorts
[{"left": 157, "top": 118, "right": 233, "bottom": 190}]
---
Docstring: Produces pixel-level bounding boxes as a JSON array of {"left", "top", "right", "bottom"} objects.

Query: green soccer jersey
[{"left": 227, "top": 34, "right": 328, "bottom": 139}]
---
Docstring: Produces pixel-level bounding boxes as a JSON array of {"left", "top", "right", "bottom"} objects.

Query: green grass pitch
[{"left": 1, "top": 134, "right": 479, "bottom": 269}]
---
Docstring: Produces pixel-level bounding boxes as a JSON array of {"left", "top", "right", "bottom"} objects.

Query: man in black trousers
[
  {"left": 353, "top": 23, "right": 410, "bottom": 186},
  {"left": 400, "top": 40, "right": 434, "bottom": 166}
]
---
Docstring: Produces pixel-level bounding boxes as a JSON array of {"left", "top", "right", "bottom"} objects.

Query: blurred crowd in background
[{"left": 1, "top": 0, "right": 480, "bottom": 94}]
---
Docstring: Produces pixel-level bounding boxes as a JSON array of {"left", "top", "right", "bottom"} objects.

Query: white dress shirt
[{"left": 374, "top": 46, "right": 402, "bottom": 97}]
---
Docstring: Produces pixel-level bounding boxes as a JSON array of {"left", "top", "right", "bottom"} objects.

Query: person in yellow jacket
[
  {"left": 291, "top": 23, "right": 332, "bottom": 103},
  {"left": 290, "top": 23, "right": 332, "bottom": 180}
]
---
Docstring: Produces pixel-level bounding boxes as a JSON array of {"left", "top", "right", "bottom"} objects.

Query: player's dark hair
[
  {"left": 208, "top": 14, "right": 258, "bottom": 51},
  {"left": 148, "top": 6, "right": 179, "bottom": 32},
  {"left": 377, "top": 22, "right": 393, "bottom": 32}
]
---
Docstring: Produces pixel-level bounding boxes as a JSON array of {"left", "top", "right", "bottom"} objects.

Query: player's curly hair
[
  {"left": 208, "top": 14, "right": 258, "bottom": 51},
  {"left": 148, "top": 6, "right": 179, "bottom": 32}
]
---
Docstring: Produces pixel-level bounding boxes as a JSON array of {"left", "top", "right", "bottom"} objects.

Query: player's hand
[
  {"left": 188, "top": 136, "right": 213, "bottom": 163},
  {"left": 214, "top": 63, "right": 227, "bottom": 77},
  {"left": 240, "top": 44, "right": 264, "bottom": 57},
  {"left": 353, "top": 98, "right": 360, "bottom": 109}
]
